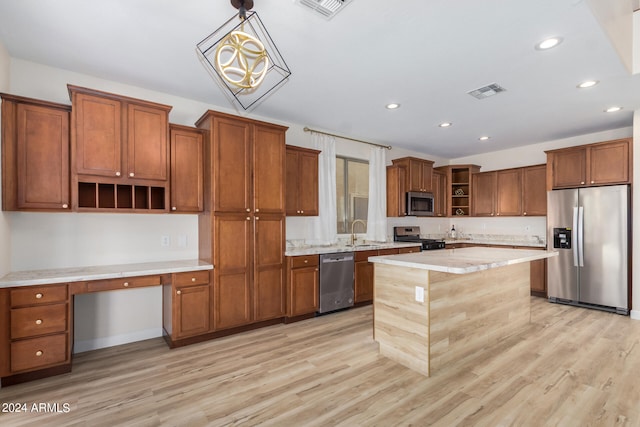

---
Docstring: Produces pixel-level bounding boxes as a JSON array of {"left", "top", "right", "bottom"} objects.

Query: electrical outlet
[
  {"left": 161, "top": 235, "right": 170, "bottom": 247},
  {"left": 415, "top": 286, "right": 424, "bottom": 303}
]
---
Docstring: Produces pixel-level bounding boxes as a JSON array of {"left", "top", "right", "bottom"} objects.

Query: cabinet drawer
[
  {"left": 11, "top": 304, "right": 67, "bottom": 339},
  {"left": 378, "top": 248, "right": 400, "bottom": 256},
  {"left": 11, "top": 284, "right": 67, "bottom": 307},
  {"left": 11, "top": 334, "right": 68, "bottom": 373},
  {"left": 173, "top": 270, "right": 210, "bottom": 287},
  {"left": 291, "top": 255, "right": 319, "bottom": 268},
  {"left": 86, "top": 275, "right": 162, "bottom": 292}
]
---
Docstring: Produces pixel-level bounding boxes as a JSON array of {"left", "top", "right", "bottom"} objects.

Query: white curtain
[
  {"left": 308, "top": 132, "right": 337, "bottom": 245},
  {"left": 366, "top": 146, "right": 387, "bottom": 242}
]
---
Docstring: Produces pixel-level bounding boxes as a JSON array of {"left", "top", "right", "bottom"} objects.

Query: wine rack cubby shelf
[{"left": 78, "top": 182, "right": 166, "bottom": 211}]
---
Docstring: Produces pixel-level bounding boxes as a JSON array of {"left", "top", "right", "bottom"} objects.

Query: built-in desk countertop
[{"left": 0, "top": 259, "right": 213, "bottom": 288}]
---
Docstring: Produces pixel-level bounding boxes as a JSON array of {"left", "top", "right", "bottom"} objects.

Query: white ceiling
[{"left": 0, "top": 0, "right": 639, "bottom": 158}]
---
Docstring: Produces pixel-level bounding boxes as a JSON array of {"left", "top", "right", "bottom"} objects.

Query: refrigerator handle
[
  {"left": 572, "top": 207, "right": 579, "bottom": 267},
  {"left": 578, "top": 206, "right": 584, "bottom": 267}
]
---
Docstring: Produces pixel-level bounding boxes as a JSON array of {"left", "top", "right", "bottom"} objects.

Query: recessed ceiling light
[
  {"left": 605, "top": 106, "right": 623, "bottom": 113},
  {"left": 479, "top": 136, "right": 490, "bottom": 141},
  {"left": 439, "top": 122, "right": 452, "bottom": 128},
  {"left": 386, "top": 103, "right": 400, "bottom": 109},
  {"left": 577, "top": 80, "right": 599, "bottom": 89},
  {"left": 535, "top": 36, "right": 563, "bottom": 50}
]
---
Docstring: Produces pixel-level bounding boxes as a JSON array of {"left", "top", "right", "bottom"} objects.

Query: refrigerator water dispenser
[{"left": 553, "top": 228, "right": 571, "bottom": 249}]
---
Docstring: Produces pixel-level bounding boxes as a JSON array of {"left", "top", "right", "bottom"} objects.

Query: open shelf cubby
[{"left": 78, "top": 182, "right": 166, "bottom": 211}]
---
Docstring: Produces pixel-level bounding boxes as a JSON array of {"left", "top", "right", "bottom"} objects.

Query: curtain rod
[{"left": 303, "top": 126, "right": 392, "bottom": 150}]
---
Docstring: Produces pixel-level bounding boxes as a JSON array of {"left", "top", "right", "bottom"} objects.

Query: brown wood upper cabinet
[
  {"left": 546, "top": 138, "right": 632, "bottom": 189},
  {"left": 169, "top": 124, "right": 204, "bottom": 213},
  {"left": 1, "top": 94, "right": 71, "bottom": 211},
  {"left": 472, "top": 165, "right": 546, "bottom": 217},
  {"left": 432, "top": 169, "right": 447, "bottom": 217},
  {"left": 386, "top": 165, "right": 406, "bottom": 217},
  {"left": 286, "top": 145, "right": 320, "bottom": 216},
  {"left": 69, "top": 85, "right": 171, "bottom": 181},
  {"left": 391, "top": 157, "right": 435, "bottom": 192}
]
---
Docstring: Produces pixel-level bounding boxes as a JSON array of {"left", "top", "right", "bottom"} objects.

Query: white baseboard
[
  {"left": 630, "top": 310, "right": 640, "bottom": 320},
  {"left": 73, "top": 328, "right": 163, "bottom": 354}
]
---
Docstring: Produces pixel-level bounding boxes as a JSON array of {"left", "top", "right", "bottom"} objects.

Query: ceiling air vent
[
  {"left": 468, "top": 83, "right": 507, "bottom": 100},
  {"left": 295, "top": 0, "right": 353, "bottom": 20}
]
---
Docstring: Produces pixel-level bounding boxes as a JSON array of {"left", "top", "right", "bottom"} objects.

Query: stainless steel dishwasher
[{"left": 319, "top": 252, "right": 355, "bottom": 314}]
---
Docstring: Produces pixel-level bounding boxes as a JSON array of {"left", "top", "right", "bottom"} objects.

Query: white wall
[
  {"left": 633, "top": 110, "right": 640, "bottom": 320},
  {"left": 0, "top": 42, "right": 10, "bottom": 277}
]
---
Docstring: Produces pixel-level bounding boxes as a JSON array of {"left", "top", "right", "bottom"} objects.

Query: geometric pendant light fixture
[{"left": 196, "top": 0, "right": 292, "bottom": 110}]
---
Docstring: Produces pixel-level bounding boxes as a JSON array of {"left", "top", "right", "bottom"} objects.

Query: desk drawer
[
  {"left": 11, "top": 304, "right": 67, "bottom": 339},
  {"left": 86, "top": 275, "right": 162, "bottom": 293},
  {"left": 291, "top": 255, "right": 319, "bottom": 269},
  {"left": 11, "top": 284, "right": 67, "bottom": 307},
  {"left": 11, "top": 334, "right": 67, "bottom": 373},
  {"left": 173, "top": 270, "right": 210, "bottom": 287}
]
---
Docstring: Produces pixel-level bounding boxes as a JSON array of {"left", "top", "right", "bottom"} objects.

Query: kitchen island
[{"left": 368, "top": 247, "right": 557, "bottom": 376}]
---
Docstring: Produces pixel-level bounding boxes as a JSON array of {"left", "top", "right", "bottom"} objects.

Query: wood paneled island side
[{"left": 368, "top": 247, "right": 558, "bottom": 376}]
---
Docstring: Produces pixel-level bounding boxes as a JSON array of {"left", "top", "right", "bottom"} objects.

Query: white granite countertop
[
  {"left": 285, "top": 242, "right": 422, "bottom": 256},
  {"left": 0, "top": 259, "right": 214, "bottom": 288},
  {"left": 443, "top": 238, "right": 546, "bottom": 248},
  {"left": 368, "top": 246, "right": 557, "bottom": 274}
]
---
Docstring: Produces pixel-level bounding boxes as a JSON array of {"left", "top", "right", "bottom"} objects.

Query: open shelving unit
[{"left": 77, "top": 182, "right": 166, "bottom": 211}]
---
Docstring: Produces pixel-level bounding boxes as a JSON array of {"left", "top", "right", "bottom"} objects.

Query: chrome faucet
[{"left": 351, "top": 219, "right": 367, "bottom": 246}]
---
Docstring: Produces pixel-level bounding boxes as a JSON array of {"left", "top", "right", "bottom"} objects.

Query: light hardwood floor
[{"left": 2, "top": 297, "right": 640, "bottom": 426}]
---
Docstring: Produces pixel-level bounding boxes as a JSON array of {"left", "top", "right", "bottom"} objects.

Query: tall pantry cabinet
[{"left": 196, "top": 110, "right": 287, "bottom": 331}]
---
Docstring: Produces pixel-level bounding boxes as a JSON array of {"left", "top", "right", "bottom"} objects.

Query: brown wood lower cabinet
[
  {"left": 163, "top": 270, "right": 211, "bottom": 342},
  {"left": 286, "top": 255, "right": 319, "bottom": 317}
]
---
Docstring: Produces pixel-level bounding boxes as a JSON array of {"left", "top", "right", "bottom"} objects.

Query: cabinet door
[
  {"left": 74, "top": 93, "right": 122, "bottom": 178},
  {"left": 289, "top": 266, "right": 319, "bottom": 316},
  {"left": 589, "top": 140, "right": 630, "bottom": 185},
  {"left": 127, "top": 103, "right": 168, "bottom": 181},
  {"left": 298, "top": 151, "right": 319, "bottom": 216},
  {"left": 16, "top": 103, "right": 70, "bottom": 210},
  {"left": 254, "top": 214, "right": 285, "bottom": 321},
  {"left": 214, "top": 214, "right": 252, "bottom": 329},
  {"left": 170, "top": 127, "right": 203, "bottom": 212},
  {"left": 213, "top": 118, "right": 251, "bottom": 212},
  {"left": 354, "top": 260, "right": 374, "bottom": 303},
  {"left": 420, "top": 160, "right": 433, "bottom": 192},
  {"left": 432, "top": 170, "right": 447, "bottom": 217},
  {"left": 522, "top": 165, "right": 546, "bottom": 216},
  {"left": 551, "top": 148, "right": 586, "bottom": 188},
  {"left": 386, "top": 166, "right": 406, "bottom": 217},
  {"left": 174, "top": 284, "right": 210, "bottom": 338},
  {"left": 253, "top": 124, "right": 285, "bottom": 214},
  {"left": 471, "top": 172, "right": 496, "bottom": 216},
  {"left": 407, "top": 158, "right": 424, "bottom": 191},
  {"left": 530, "top": 259, "right": 547, "bottom": 294},
  {"left": 496, "top": 169, "right": 522, "bottom": 216},
  {"left": 285, "top": 149, "right": 299, "bottom": 215}
]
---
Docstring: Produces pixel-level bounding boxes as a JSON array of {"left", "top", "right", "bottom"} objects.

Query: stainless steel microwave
[{"left": 406, "top": 191, "right": 434, "bottom": 216}]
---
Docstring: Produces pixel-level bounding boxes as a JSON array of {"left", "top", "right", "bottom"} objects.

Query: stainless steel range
[{"left": 393, "top": 226, "right": 445, "bottom": 251}]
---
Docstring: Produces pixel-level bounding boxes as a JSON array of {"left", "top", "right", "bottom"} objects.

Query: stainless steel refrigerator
[{"left": 547, "top": 185, "right": 630, "bottom": 315}]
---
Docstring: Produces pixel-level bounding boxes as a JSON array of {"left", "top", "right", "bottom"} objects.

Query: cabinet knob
[
  {"left": 123, "top": 282, "right": 129, "bottom": 287},
  {"left": 246, "top": 208, "right": 251, "bottom": 212},
  {"left": 35, "top": 293, "right": 43, "bottom": 299},
  {"left": 297, "top": 210, "right": 301, "bottom": 214},
  {"left": 177, "top": 290, "right": 182, "bottom": 295},
  {"left": 115, "top": 171, "right": 121, "bottom": 177},
  {"left": 256, "top": 217, "right": 259, "bottom": 220},
  {"left": 172, "top": 207, "right": 177, "bottom": 211},
  {"left": 62, "top": 203, "right": 69, "bottom": 209},
  {"left": 315, "top": 268, "right": 319, "bottom": 272},
  {"left": 304, "top": 259, "right": 308, "bottom": 263},
  {"left": 524, "top": 212, "right": 527, "bottom": 216},
  {"left": 191, "top": 277, "right": 196, "bottom": 282},
  {"left": 300, "top": 210, "right": 304, "bottom": 214},
  {"left": 129, "top": 172, "right": 135, "bottom": 177},
  {"left": 496, "top": 213, "right": 500, "bottom": 216},
  {"left": 36, "top": 350, "right": 43, "bottom": 357},
  {"left": 255, "top": 208, "right": 259, "bottom": 213},
  {"left": 581, "top": 181, "right": 585, "bottom": 185},
  {"left": 35, "top": 319, "right": 43, "bottom": 325},
  {"left": 246, "top": 217, "right": 250, "bottom": 220},
  {"left": 590, "top": 180, "right": 594, "bottom": 184}
]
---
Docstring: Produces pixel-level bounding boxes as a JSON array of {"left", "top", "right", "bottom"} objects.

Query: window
[{"left": 336, "top": 156, "right": 369, "bottom": 234}]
